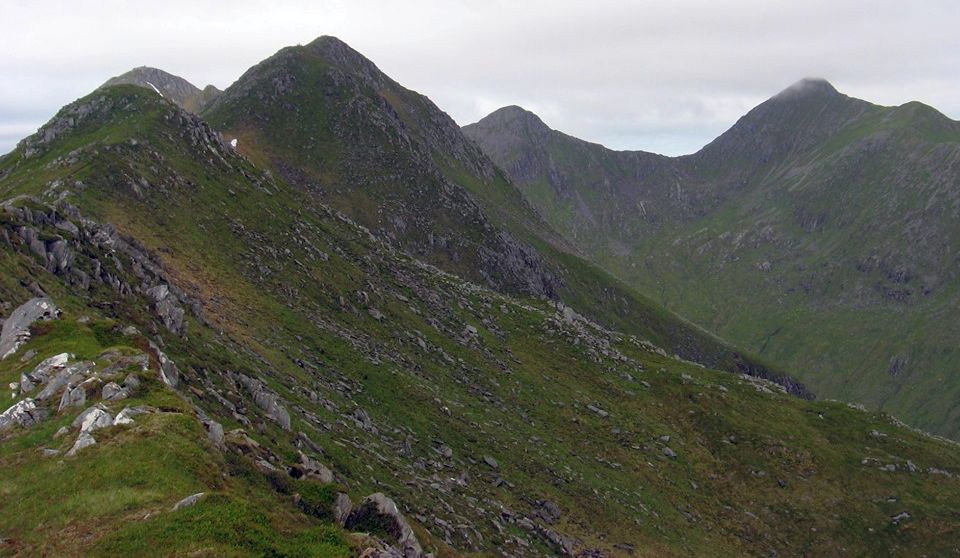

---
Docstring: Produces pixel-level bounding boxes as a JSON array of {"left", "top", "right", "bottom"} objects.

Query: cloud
[{"left": 1, "top": 0, "right": 958, "bottom": 155}]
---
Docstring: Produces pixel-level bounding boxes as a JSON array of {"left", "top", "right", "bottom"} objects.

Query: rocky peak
[
  {"left": 479, "top": 105, "right": 549, "bottom": 129},
  {"left": 305, "top": 35, "right": 388, "bottom": 89},
  {"left": 465, "top": 105, "right": 553, "bottom": 144},
  {"left": 101, "top": 66, "right": 221, "bottom": 113},
  {"left": 102, "top": 66, "right": 198, "bottom": 99}
]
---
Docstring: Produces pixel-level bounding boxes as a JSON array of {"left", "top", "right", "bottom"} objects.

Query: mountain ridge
[
  {"left": 464, "top": 81, "right": 960, "bottom": 438},
  {"left": 3, "top": 36, "right": 960, "bottom": 556}
]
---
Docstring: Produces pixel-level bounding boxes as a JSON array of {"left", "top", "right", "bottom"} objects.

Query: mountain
[
  {"left": 464, "top": 79, "right": 960, "bottom": 438},
  {"left": 200, "top": 36, "right": 562, "bottom": 298},
  {"left": 102, "top": 66, "right": 222, "bottom": 113},
  {"left": 198, "top": 36, "right": 799, "bottom": 390},
  {"left": 1, "top": 43, "right": 960, "bottom": 557}
]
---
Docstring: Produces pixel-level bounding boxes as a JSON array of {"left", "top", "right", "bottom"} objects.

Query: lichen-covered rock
[
  {"left": 535, "top": 499, "right": 562, "bottom": 524},
  {"left": 145, "top": 284, "right": 187, "bottom": 336},
  {"left": 0, "top": 298, "right": 60, "bottom": 360},
  {"left": 36, "top": 361, "right": 94, "bottom": 401},
  {"left": 204, "top": 418, "right": 225, "bottom": 448},
  {"left": 290, "top": 451, "right": 334, "bottom": 483}
]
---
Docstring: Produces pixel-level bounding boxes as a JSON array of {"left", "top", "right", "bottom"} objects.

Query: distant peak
[
  {"left": 305, "top": 35, "right": 366, "bottom": 62},
  {"left": 492, "top": 105, "right": 537, "bottom": 117},
  {"left": 477, "top": 105, "right": 549, "bottom": 131},
  {"left": 307, "top": 35, "right": 350, "bottom": 49},
  {"left": 776, "top": 78, "right": 840, "bottom": 99},
  {"left": 115, "top": 66, "right": 184, "bottom": 81},
  {"left": 103, "top": 66, "right": 197, "bottom": 90},
  {"left": 100, "top": 67, "right": 217, "bottom": 113}
]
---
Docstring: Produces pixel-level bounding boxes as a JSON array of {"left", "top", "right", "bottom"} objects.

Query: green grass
[{"left": 98, "top": 495, "right": 349, "bottom": 558}]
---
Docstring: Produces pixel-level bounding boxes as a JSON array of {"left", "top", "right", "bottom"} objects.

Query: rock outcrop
[
  {"left": 345, "top": 493, "right": 423, "bottom": 558},
  {"left": 0, "top": 399, "right": 43, "bottom": 432},
  {"left": 0, "top": 298, "right": 60, "bottom": 359}
]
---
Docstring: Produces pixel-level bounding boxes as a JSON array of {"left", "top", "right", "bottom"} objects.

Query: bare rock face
[
  {"left": 58, "top": 384, "right": 87, "bottom": 411},
  {"left": 101, "top": 382, "right": 128, "bottom": 401},
  {"left": 35, "top": 360, "right": 95, "bottom": 402},
  {"left": 345, "top": 493, "right": 423, "bottom": 558},
  {"left": 0, "top": 298, "right": 60, "bottom": 360},
  {"left": 145, "top": 284, "right": 187, "bottom": 336},
  {"left": 1, "top": 200, "right": 207, "bottom": 343}
]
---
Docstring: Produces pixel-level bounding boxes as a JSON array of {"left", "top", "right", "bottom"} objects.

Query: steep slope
[
  {"left": 200, "top": 36, "right": 560, "bottom": 297},
  {"left": 199, "top": 36, "right": 801, "bottom": 391},
  {"left": 0, "top": 301, "right": 352, "bottom": 557},
  {"left": 3, "top": 84, "right": 960, "bottom": 556},
  {"left": 464, "top": 80, "right": 960, "bottom": 438},
  {"left": 102, "top": 66, "right": 222, "bottom": 113}
]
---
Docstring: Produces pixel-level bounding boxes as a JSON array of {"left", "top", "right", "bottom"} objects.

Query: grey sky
[{"left": 2, "top": 0, "right": 958, "bottom": 156}]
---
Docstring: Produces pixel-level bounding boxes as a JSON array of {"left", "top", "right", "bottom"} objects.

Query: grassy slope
[
  {"left": 1, "top": 86, "right": 960, "bottom": 556},
  {"left": 0, "top": 259, "right": 351, "bottom": 557}
]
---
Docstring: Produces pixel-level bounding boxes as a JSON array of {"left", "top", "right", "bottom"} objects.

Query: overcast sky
[{"left": 2, "top": 0, "right": 958, "bottom": 156}]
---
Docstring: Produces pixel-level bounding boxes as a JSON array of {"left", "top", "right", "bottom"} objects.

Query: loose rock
[
  {"left": 172, "top": 492, "right": 206, "bottom": 511},
  {"left": 66, "top": 432, "right": 96, "bottom": 456}
]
